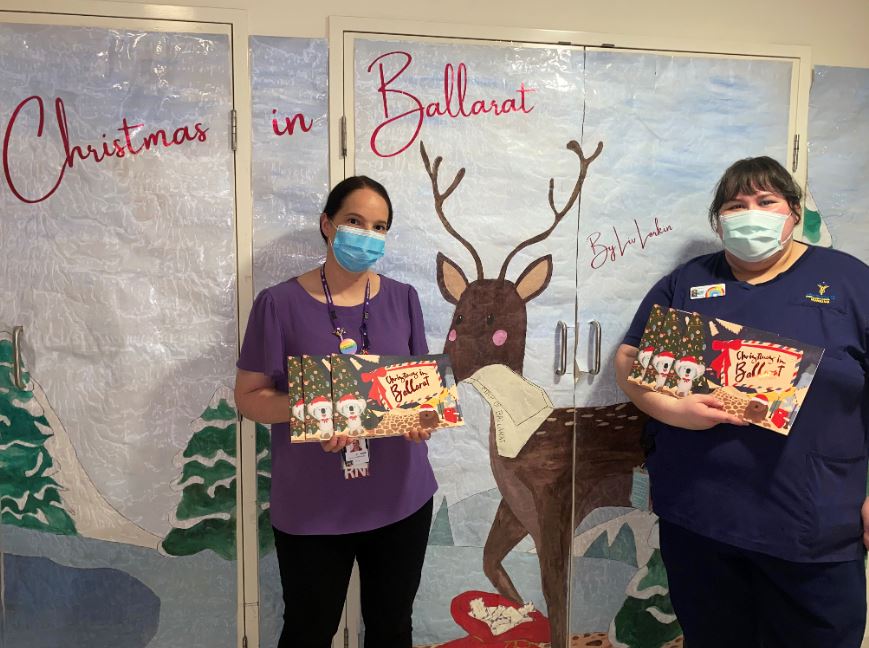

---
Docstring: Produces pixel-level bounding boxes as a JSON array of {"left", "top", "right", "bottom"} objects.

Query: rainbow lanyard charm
[{"left": 320, "top": 264, "right": 371, "bottom": 355}]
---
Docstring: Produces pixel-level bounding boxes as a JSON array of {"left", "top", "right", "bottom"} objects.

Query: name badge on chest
[{"left": 689, "top": 283, "right": 726, "bottom": 300}]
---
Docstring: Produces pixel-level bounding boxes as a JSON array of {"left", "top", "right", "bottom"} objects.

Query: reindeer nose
[
  {"left": 492, "top": 330, "right": 508, "bottom": 346},
  {"left": 448, "top": 329, "right": 457, "bottom": 342}
]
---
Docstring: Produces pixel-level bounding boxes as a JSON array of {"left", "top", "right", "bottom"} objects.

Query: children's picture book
[
  {"left": 289, "top": 354, "right": 463, "bottom": 442},
  {"left": 627, "top": 305, "right": 824, "bottom": 434}
]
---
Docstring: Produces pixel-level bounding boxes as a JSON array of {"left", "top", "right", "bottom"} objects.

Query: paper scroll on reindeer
[
  {"left": 463, "top": 364, "right": 554, "bottom": 459},
  {"left": 628, "top": 305, "right": 824, "bottom": 434}
]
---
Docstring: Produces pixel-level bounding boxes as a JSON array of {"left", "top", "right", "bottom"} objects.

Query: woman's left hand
[
  {"left": 404, "top": 428, "right": 432, "bottom": 443},
  {"left": 862, "top": 497, "right": 869, "bottom": 550}
]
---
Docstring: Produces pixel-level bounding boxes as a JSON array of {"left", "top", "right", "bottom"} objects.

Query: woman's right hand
[
  {"left": 615, "top": 344, "right": 748, "bottom": 431},
  {"left": 661, "top": 393, "right": 748, "bottom": 430}
]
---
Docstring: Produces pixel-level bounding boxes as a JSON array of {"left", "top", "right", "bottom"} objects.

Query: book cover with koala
[
  {"left": 300, "top": 355, "right": 334, "bottom": 442},
  {"left": 286, "top": 354, "right": 463, "bottom": 441},
  {"left": 332, "top": 354, "right": 463, "bottom": 439},
  {"left": 628, "top": 305, "right": 824, "bottom": 434}
]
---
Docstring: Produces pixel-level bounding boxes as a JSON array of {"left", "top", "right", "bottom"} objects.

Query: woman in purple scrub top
[{"left": 235, "top": 176, "right": 436, "bottom": 648}]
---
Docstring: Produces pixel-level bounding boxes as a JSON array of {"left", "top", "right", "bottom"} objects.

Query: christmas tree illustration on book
[{"left": 289, "top": 354, "right": 463, "bottom": 442}]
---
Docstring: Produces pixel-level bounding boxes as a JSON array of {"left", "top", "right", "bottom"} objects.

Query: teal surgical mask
[
  {"left": 331, "top": 225, "right": 386, "bottom": 272},
  {"left": 720, "top": 210, "right": 790, "bottom": 263}
]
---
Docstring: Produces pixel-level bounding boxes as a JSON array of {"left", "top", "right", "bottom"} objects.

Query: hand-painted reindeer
[{"left": 421, "top": 140, "right": 648, "bottom": 647}]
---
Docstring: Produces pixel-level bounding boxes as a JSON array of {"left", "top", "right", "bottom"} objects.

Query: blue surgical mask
[
  {"left": 720, "top": 210, "right": 790, "bottom": 262},
  {"left": 331, "top": 225, "right": 386, "bottom": 273}
]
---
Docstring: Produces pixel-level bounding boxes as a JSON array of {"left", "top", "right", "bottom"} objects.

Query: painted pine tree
[
  {"left": 0, "top": 336, "right": 76, "bottom": 535},
  {"left": 162, "top": 388, "right": 274, "bottom": 559},
  {"left": 255, "top": 420, "right": 274, "bottom": 555},
  {"left": 611, "top": 547, "right": 682, "bottom": 648}
]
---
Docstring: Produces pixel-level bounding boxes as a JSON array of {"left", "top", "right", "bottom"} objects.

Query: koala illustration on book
[
  {"left": 337, "top": 393, "right": 367, "bottom": 436},
  {"left": 673, "top": 355, "right": 706, "bottom": 397},
  {"left": 308, "top": 396, "right": 334, "bottom": 440},
  {"left": 637, "top": 345, "right": 655, "bottom": 371},
  {"left": 292, "top": 398, "right": 306, "bottom": 425},
  {"left": 651, "top": 351, "right": 676, "bottom": 391}
]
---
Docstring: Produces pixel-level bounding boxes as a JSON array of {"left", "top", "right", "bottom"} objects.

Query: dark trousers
[
  {"left": 659, "top": 519, "right": 866, "bottom": 648},
  {"left": 273, "top": 498, "right": 433, "bottom": 648}
]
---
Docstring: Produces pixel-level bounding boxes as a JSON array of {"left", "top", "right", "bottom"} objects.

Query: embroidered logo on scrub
[
  {"left": 805, "top": 281, "right": 836, "bottom": 304},
  {"left": 689, "top": 283, "right": 726, "bottom": 300}
]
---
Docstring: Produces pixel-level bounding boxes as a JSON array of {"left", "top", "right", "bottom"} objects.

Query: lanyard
[{"left": 320, "top": 264, "right": 371, "bottom": 354}]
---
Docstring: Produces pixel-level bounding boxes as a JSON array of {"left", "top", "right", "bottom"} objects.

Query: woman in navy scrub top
[{"left": 615, "top": 156, "right": 869, "bottom": 648}]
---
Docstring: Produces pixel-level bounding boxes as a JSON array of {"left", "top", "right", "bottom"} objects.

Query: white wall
[{"left": 112, "top": 0, "right": 869, "bottom": 67}]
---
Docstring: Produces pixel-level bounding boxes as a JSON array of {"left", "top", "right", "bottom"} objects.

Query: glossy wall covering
[{"left": 0, "top": 24, "right": 238, "bottom": 647}]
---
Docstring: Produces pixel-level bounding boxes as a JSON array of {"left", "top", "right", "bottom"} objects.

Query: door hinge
[
  {"left": 231, "top": 109, "right": 238, "bottom": 152},
  {"left": 343, "top": 627, "right": 350, "bottom": 648},
  {"left": 791, "top": 133, "right": 800, "bottom": 172},
  {"left": 339, "top": 115, "right": 347, "bottom": 159}
]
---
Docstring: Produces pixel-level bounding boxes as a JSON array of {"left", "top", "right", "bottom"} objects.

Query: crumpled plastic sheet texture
[
  {"left": 807, "top": 66, "right": 869, "bottom": 263},
  {"left": 249, "top": 35, "right": 330, "bottom": 647},
  {"left": 0, "top": 23, "right": 237, "bottom": 648},
  {"left": 575, "top": 51, "right": 792, "bottom": 408}
]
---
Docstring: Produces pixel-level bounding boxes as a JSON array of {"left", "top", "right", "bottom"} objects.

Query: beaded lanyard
[{"left": 320, "top": 264, "right": 371, "bottom": 354}]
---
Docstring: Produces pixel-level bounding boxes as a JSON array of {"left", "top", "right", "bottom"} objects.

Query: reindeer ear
[
  {"left": 515, "top": 254, "right": 553, "bottom": 303},
  {"left": 437, "top": 252, "right": 469, "bottom": 305}
]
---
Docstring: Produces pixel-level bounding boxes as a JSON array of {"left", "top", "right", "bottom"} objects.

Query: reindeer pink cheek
[
  {"left": 492, "top": 330, "right": 508, "bottom": 346},
  {"left": 448, "top": 329, "right": 457, "bottom": 342}
]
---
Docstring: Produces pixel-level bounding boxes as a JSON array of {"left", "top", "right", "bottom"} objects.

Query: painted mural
[
  {"left": 2, "top": 22, "right": 867, "bottom": 648},
  {"left": 0, "top": 23, "right": 238, "bottom": 648}
]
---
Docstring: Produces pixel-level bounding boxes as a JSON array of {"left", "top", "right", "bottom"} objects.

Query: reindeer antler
[
  {"left": 498, "top": 140, "right": 604, "bottom": 280},
  {"left": 420, "top": 141, "right": 484, "bottom": 281}
]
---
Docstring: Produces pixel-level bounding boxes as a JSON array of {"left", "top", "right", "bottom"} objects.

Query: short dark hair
[
  {"left": 320, "top": 175, "right": 393, "bottom": 241},
  {"left": 708, "top": 156, "right": 802, "bottom": 231}
]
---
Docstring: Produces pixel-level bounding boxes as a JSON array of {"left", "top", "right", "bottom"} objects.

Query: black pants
[
  {"left": 659, "top": 519, "right": 866, "bottom": 648},
  {"left": 273, "top": 498, "right": 433, "bottom": 648}
]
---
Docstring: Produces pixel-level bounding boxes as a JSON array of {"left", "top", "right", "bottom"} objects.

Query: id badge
[
  {"left": 342, "top": 438, "right": 370, "bottom": 480},
  {"left": 689, "top": 283, "right": 726, "bottom": 300},
  {"left": 630, "top": 465, "right": 652, "bottom": 512}
]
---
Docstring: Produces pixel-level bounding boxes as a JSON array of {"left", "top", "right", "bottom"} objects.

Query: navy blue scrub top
[{"left": 624, "top": 245, "right": 869, "bottom": 563}]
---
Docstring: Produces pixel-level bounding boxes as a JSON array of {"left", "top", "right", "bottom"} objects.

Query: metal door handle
[
  {"left": 588, "top": 320, "right": 602, "bottom": 376},
  {"left": 12, "top": 325, "right": 25, "bottom": 389},
  {"left": 555, "top": 320, "right": 568, "bottom": 376}
]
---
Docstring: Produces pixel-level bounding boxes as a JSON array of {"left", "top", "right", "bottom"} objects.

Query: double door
[{"left": 335, "top": 23, "right": 804, "bottom": 647}]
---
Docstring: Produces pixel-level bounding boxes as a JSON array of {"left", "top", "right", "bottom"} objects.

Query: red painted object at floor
[{"left": 438, "top": 590, "right": 551, "bottom": 647}]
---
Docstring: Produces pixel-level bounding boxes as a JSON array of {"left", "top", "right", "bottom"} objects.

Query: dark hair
[
  {"left": 320, "top": 175, "right": 393, "bottom": 241},
  {"left": 708, "top": 156, "right": 802, "bottom": 231}
]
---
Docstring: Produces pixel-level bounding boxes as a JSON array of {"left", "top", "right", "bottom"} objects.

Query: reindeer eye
[
  {"left": 455, "top": 315, "right": 463, "bottom": 326},
  {"left": 486, "top": 314, "right": 495, "bottom": 326}
]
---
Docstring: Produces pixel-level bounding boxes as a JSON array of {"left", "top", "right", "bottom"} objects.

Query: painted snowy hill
[{"left": 0, "top": 332, "right": 160, "bottom": 548}]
